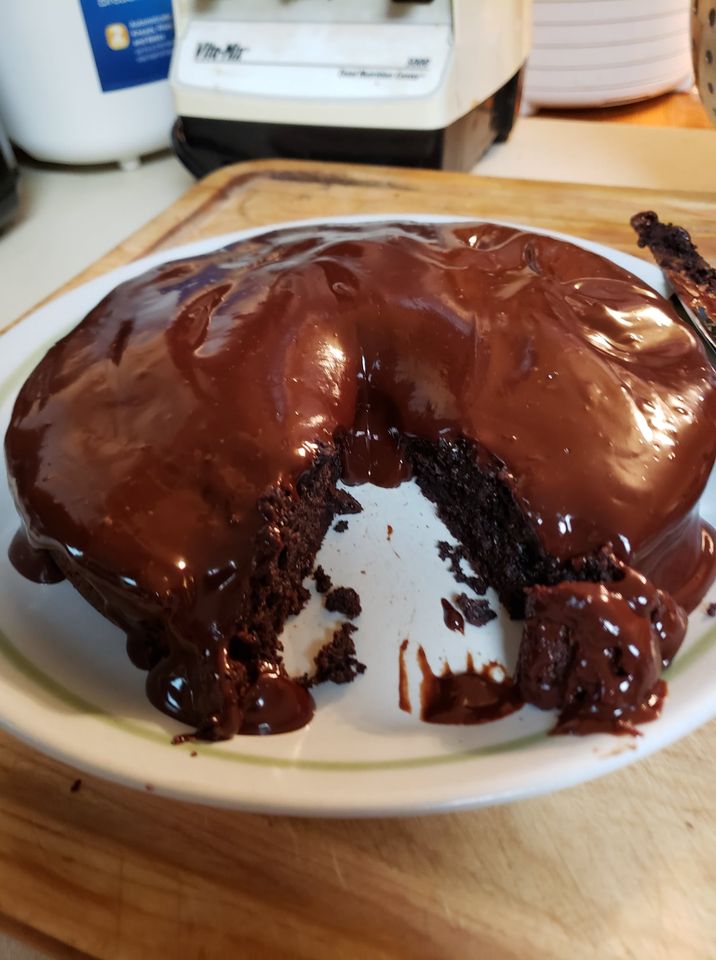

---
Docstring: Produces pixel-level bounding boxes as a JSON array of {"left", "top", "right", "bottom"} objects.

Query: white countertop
[
  {"left": 2, "top": 117, "right": 715, "bottom": 328},
  {"left": 0, "top": 151, "right": 193, "bottom": 325}
]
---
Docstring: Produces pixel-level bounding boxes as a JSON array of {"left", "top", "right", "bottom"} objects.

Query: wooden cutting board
[{"left": 1, "top": 160, "right": 715, "bottom": 960}]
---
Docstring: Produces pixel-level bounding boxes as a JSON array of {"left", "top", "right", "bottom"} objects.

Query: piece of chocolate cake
[{"left": 517, "top": 563, "right": 688, "bottom": 735}]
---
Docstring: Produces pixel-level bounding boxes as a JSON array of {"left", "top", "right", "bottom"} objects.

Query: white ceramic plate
[{"left": 1, "top": 215, "right": 714, "bottom": 817}]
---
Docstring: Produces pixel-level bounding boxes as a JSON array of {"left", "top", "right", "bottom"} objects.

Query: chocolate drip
[
  {"left": 145, "top": 642, "right": 244, "bottom": 741},
  {"left": 8, "top": 528, "right": 64, "bottom": 584},
  {"left": 670, "top": 523, "right": 716, "bottom": 614},
  {"left": 417, "top": 648, "right": 523, "bottom": 725},
  {"left": 341, "top": 382, "right": 411, "bottom": 487},
  {"left": 441, "top": 598, "right": 465, "bottom": 634},
  {"left": 398, "top": 638, "right": 411, "bottom": 714},
  {"left": 239, "top": 671, "right": 315, "bottom": 736}
]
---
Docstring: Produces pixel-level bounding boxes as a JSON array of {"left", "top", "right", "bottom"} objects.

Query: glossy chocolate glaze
[
  {"left": 554, "top": 681, "right": 667, "bottom": 737},
  {"left": 518, "top": 562, "right": 687, "bottom": 735},
  {"left": 8, "top": 528, "right": 65, "bottom": 584},
  {"left": 398, "top": 638, "right": 411, "bottom": 714},
  {"left": 5, "top": 221, "right": 716, "bottom": 738},
  {"left": 417, "top": 648, "right": 523, "bottom": 725},
  {"left": 441, "top": 598, "right": 465, "bottom": 634},
  {"left": 239, "top": 670, "right": 314, "bottom": 736}
]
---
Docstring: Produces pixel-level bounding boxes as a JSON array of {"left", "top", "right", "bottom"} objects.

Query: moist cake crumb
[
  {"left": 455, "top": 593, "right": 497, "bottom": 628},
  {"left": 325, "top": 586, "right": 362, "bottom": 619},
  {"left": 314, "top": 565, "right": 332, "bottom": 594},
  {"left": 333, "top": 519, "right": 349, "bottom": 533},
  {"left": 331, "top": 488, "right": 363, "bottom": 516},
  {"left": 631, "top": 211, "right": 716, "bottom": 297},
  {"left": 70, "top": 778, "right": 82, "bottom": 793},
  {"left": 171, "top": 731, "right": 198, "bottom": 746},
  {"left": 314, "top": 623, "right": 366, "bottom": 685},
  {"left": 437, "top": 541, "right": 488, "bottom": 595}
]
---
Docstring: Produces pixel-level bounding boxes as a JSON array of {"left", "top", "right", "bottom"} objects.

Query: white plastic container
[
  {"left": 0, "top": 0, "right": 175, "bottom": 167},
  {"left": 524, "top": 0, "right": 693, "bottom": 109}
]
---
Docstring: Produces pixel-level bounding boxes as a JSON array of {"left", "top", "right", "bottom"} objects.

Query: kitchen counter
[{"left": 0, "top": 152, "right": 193, "bottom": 327}]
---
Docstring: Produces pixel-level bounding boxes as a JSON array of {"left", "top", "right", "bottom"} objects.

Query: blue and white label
[{"left": 78, "top": 0, "right": 174, "bottom": 93}]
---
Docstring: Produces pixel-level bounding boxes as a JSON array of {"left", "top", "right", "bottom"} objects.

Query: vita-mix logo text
[{"left": 195, "top": 41, "right": 248, "bottom": 63}]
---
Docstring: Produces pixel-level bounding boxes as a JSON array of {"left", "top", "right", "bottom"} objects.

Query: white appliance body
[
  {"left": 0, "top": 0, "right": 176, "bottom": 166},
  {"left": 172, "top": 0, "right": 531, "bottom": 130},
  {"left": 170, "top": 0, "right": 532, "bottom": 174},
  {"left": 524, "top": 0, "right": 692, "bottom": 109}
]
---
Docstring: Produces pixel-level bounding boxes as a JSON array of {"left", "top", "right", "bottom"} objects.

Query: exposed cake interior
[
  {"left": 5, "top": 220, "right": 716, "bottom": 740},
  {"left": 631, "top": 210, "right": 716, "bottom": 325}
]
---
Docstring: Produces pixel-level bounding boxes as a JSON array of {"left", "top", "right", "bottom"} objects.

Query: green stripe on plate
[
  {"left": 1, "top": 613, "right": 715, "bottom": 772},
  {"left": 0, "top": 624, "right": 547, "bottom": 770},
  {"left": 664, "top": 621, "right": 716, "bottom": 679}
]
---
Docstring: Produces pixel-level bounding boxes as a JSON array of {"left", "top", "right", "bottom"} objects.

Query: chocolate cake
[{"left": 5, "top": 220, "right": 716, "bottom": 740}]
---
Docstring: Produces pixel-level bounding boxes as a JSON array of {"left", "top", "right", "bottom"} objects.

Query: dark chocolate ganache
[
  {"left": 5, "top": 221, "right": 716, "bottom": 738},
  {"left": 441, "top": 598, "right": 465, "bottom": 634},
  {"left": 8, "top": 528, "right": 64, "bottom": 584},
  {"left": 416, "top": 648, "right": 523, "bottom": 725}
]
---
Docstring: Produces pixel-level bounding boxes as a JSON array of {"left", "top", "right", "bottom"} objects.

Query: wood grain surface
[
  {"left": 537, "top": 88, "right": 712, "bottom": 130},
  {"left": 1, "top": 160, "right": 715, "bottom": 960}
]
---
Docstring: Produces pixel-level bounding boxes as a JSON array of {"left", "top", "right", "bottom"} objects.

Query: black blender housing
[{"left": 172, "top": 67, "right": 524, "bottom": 179}]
